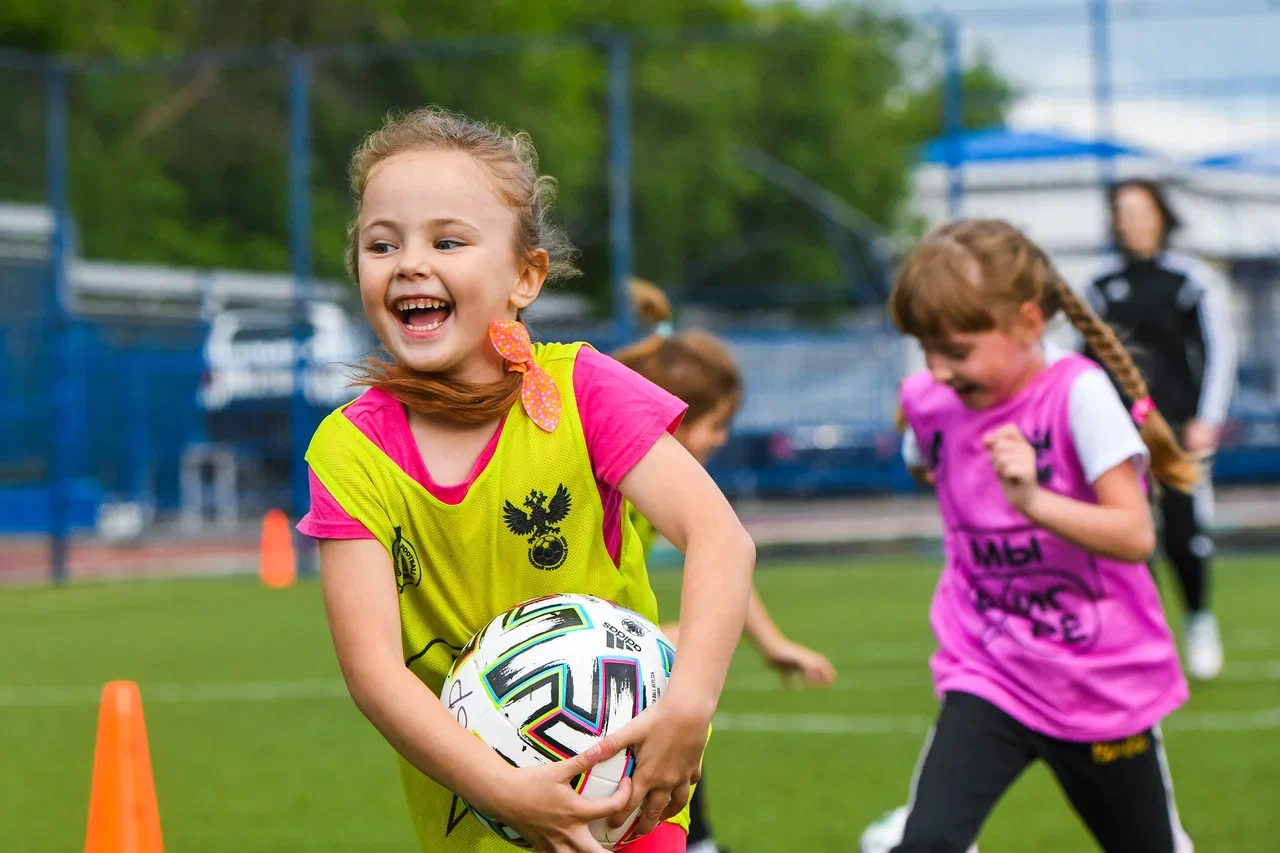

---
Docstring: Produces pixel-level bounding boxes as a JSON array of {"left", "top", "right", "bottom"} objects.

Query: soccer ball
[
  {"left": 858, "top": 805, "right": 979, "bottom": 853},
  {"left": 440, "top": 594, "right": 675, "bottom": 849}
]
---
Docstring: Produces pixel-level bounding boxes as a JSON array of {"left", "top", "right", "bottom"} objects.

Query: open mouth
[{"left": 393, "top": 297, "right": 452, "bottom": 332}]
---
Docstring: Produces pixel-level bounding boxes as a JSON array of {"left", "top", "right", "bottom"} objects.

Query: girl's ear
[
  {"left": 1008, "top": 300, "right": 1045, "bottom": 346},
  {"left": 511, "top": 249, "right": 549, "bottom": 310}
]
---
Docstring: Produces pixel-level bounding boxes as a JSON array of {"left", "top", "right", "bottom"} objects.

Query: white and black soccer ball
[
  {"left": 440, "top": 594, "right": 675, "bottom": 849},
  {"left": 859, "top": 805, "right": 979, "bottom": 853}
]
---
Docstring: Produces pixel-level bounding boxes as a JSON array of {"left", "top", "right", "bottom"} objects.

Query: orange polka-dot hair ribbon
[{"left": 489, "top": 321, "right": 561, "bottom": 432}]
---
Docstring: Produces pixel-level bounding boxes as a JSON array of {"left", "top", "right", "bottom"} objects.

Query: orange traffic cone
[
  {"left": 85, "top": 681, "right": 164, "bottom": 853},
  {"left": 259, "top": 508, "right": 296, "bottom": 589}
]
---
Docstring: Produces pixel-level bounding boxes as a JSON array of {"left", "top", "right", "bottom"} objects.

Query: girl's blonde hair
[
  {"left": 612, "top": 280, "right": 742, "bottom": 423},
  {"left": 891, "top": 219, "right": 1199, "bottom": 492},
  {"left": 349, "top": 106, "right": 580, "bottom": 423}
]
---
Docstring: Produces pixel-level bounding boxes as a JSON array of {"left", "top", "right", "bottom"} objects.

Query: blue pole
[
  {"left": 607, "top": 35, "right": 635, "bottom": 343},
  {"left": 940, "top": 15, "right": 965, "bottom": 219},
  {"left": 288, "top": 52, "right": 313, "bottom": 521},
  {"left": 125, "top": 348, "right": 149, "bottom": 501},
  {"left": 1089, "top": 0, "right": 1116, "bottom": 185},
  {"left": 45, "top": 62, "right": 72, "bottom": 584}
]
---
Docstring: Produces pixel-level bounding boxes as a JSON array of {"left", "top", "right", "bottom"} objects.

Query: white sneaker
[{"left": 1185, "top": 611, "right": 1224, "bottom": 680}]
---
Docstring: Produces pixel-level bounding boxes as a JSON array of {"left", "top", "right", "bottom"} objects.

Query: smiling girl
[
  {"left": 298, "top": 107, "right": 755, "bottom": 853},
  {"left": 886, "top": 220, "right": 1196, "bottom": 853}
]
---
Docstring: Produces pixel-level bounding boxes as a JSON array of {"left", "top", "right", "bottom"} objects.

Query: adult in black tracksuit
[{"left": 1085, "top": 179, "right": 1237, "bottom": 680}]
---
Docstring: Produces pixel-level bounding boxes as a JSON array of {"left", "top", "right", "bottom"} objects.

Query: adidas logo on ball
[{"left": 605, "top": 623, "right": 642, "bottom": 652}]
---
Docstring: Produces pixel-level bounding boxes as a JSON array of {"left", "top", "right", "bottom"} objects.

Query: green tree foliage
[{"left": 0, "top": 0, "right": 1012, "bottom": 308}]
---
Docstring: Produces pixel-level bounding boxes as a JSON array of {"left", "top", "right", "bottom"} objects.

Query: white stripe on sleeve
[{"left": 1190, "top": 263, "right": 1237, "bottom": 426}]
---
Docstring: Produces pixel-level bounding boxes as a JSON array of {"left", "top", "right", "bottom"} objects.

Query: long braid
[{"left": 1045, "top": 275, "right": 1200, "bottom": 492}]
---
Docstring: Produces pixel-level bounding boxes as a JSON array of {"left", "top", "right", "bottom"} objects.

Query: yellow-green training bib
[
  {"left": 306, "top": 342, "right": 688, "bottom": 851},
  {"left": 628, "top": 503, "right": 660, "bottom": 560}
]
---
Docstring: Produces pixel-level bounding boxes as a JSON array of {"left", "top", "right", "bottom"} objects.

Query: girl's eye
[
  {"left": 435, "top": 238, "right": 464, "bottom": 250},
  {"left": 368, "top": 241, "right": 395, "bottom": 254}
]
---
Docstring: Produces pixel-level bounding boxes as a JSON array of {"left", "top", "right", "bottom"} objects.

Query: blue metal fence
[{"left": 3, "top": 3, "right": 1280, "bottom": 579}]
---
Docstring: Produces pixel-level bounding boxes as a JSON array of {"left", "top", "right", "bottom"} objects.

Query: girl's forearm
[
  {"left": 664, "top": 522, "right": 755, "bottom": 717},
  {"left": 345, "top": 663, "right": 513, "bottom": 815},
  {"left": 744, "top": 587, "right": 786, "bottom": 651},
  {"left": 1021, "top": 487, "right": 1155, "bottom": 563}
]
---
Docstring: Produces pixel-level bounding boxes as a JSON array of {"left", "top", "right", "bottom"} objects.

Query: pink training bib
[{"left": 900, "top": 354, "right": 1187, "bottom": 742}]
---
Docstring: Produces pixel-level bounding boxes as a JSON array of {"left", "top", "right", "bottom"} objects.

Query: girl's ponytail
[
  {"left": 612, "top": 280, "right": 742, "bottom": 422},
  {"left": 1045, "top": 275, "right": 1200, "bottom": 492}
]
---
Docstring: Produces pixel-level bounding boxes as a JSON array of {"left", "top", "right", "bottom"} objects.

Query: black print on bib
[
  {"left": 502, "top": 485, "right": 572, "bottom": 571},
  {"left": 392, "top": 526, "right": 423, "bottom": 593},
  {"left": 1026, "top": 427, "right": 1055, "bottom": 485},
  {"left": 961, "top": 526, "right": 1102, "bottom": 656}
]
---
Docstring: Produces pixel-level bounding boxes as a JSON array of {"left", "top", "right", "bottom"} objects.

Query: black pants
[
  {"left": 1158, "top": 481, "right": 1212, "bottom": 615},
  {"left": 892, "top": 692, "right": 1190, "bottom": 853}
]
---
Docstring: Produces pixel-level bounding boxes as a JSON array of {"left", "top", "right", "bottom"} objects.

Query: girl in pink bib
[{"left": 887, "top": 220, "right": 1199, "bottom": 853}]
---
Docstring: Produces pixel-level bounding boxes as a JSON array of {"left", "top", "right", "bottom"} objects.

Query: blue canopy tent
[{"left": 922, "top": 127, "right": 1148, "bottom": 165}]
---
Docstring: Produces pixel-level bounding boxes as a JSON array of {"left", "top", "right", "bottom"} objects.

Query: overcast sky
[{"left": 883, "top": 0, "right": 1280, "bottom": 155}]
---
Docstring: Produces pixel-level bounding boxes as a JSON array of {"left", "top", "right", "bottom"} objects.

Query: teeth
[
  {"left": 394, "top": 297, "right": 448, "bottom": 311},
  {"left": 405, "top": 318, "right": 446, "bottom": 331}
]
